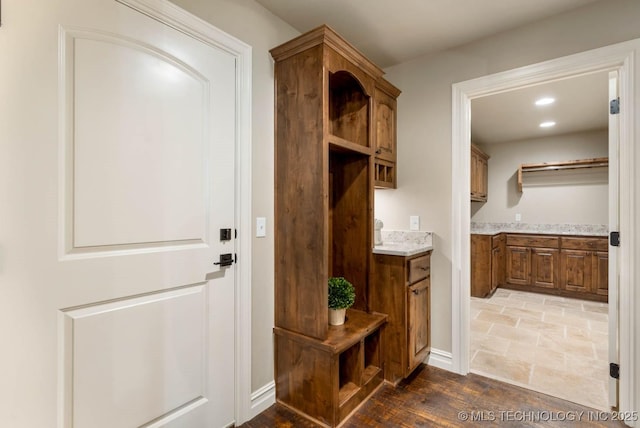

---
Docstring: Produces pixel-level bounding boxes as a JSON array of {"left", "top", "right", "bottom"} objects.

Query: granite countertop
[
  {"left": 373, "top": 230, "right": 433, "bottom": 256},
  {"left": 470, "top": 222, "right": 608, "bottom": 237}
]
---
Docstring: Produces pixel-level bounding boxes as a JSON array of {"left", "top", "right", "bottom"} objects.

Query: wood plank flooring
[{"left": 239, "top": 365, "right": 626, "bottom": 427}]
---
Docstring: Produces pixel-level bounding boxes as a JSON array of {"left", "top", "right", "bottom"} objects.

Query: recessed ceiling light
[
  {"left": 535, "top": 97, "right": 555, "bottom": 106},
  {"left": 539, "top": 121, "right": 556, "bottom": 128}
]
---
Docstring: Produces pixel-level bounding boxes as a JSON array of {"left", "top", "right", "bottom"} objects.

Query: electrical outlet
[
  {"left": 256, "top": 217, "right": 266, "bottom": 237},
  {"left": 515, "top": 213, "right": 522, "bottom": 222},
  {"left": 410, "top": 215, "right": 420, "bottom": 231}
]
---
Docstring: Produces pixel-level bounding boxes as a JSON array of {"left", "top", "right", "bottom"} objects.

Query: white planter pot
[{"left": 329, "top": 308, "right": 347, "bottom": 326}]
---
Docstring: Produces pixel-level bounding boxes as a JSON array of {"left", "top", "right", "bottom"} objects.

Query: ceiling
[
  {"left": 255, "top": 0, "right": 601, "bottom": 68},
  {"left": 471, "top": 71, "right": 609, "bottom": 145},
  {"left": 256, "top": 0, "right": 608, "bottom": 144}
]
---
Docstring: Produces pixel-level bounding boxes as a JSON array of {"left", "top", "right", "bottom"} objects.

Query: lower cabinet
[
  {"left": 371, "top": 251, "right": 431, "bottom": 385},
  {"left": 500, "top": 234, "right": 607, "bottom": 302},
  {"left": 408, "top": 278, "right": 430, "bottom": 371},
  {"left": 559, "top": 237, "right": 609, "bottom": 297},
  {"left": 472, "top": 233, "right": 608, "bottom": 302},
  {"left": 471, "top": 234, "right": 505, "bottom": 297}
]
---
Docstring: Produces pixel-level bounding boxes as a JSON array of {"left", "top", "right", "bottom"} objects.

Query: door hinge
[
  {"left": 610, "top": 362, "right": 620, "bottom": 379},
  {"left": 610, "top": 231, "right": 620, "bottom": 247},
  {"left": 610, "top": 97, "right": 620, "bottom": 115}
]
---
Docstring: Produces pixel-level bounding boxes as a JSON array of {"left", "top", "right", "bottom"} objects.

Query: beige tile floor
[{"left": 470, "top": 288, "right": 609, "bottom": 410}]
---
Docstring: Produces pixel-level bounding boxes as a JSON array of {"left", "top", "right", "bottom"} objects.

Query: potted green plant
[{"left": 328, "top": 276, "right": 355, "bottom": 326}]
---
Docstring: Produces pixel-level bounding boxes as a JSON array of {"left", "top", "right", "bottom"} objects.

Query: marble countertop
[
  {"left": 470, "top": 222, "right": 608, "bottom": 237},
  {"left": 373, "top": 230, "right": 433, "bottom": 256}
]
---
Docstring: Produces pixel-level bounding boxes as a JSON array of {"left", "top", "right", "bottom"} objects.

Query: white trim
[
  {"left": 114, "top": 0, "right": 254, "bottom": 425},
  {"left": 427, "top": 349, "right": 454, "bottom": 372},
  {"left": 250, "top": 381, "right": 276, "bottom": 419},
  {"left": 451, "top": 39, "right": 637, "bottom": 418}
]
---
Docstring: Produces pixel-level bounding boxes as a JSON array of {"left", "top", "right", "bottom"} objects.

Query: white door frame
[
  {"left": 451, "top": 40, "right": 636, "bottom": 417},
  {"left": 115, "top": 0, "right": 253, "bottom": 424}
]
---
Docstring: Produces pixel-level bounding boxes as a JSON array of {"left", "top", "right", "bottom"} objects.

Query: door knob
[{"left": 214, "top": 253, "right": 235, "bottom": 267}]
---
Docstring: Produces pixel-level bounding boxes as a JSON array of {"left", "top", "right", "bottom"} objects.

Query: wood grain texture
[
  {"left": 530, "top": 248, "right": 559, "bottom": 289},
  {"left": 274, "top": 312, "right": 386, "bottom": 427},
  {"left": 407, "top": 279, "right": 430, "bottom": 372},
  {"left": 471, "top": 234, "right": 492, "bottom": 297},
  {"left": 274, "top": 44, "right": 328, "bottom": 339},
  {"left": 370, "top": 252, "right": 431, "bottom": 385},
  {"left": 471, "top": 143, "right": 489, "bottom": 202},
  {"left": 241, "top": 365, "right": 625, "bottom": 428},
  {"left": 330, "top": 151, "right": 371, "bottom": 311},
  {"left": 501, "top": 234, "right": 607, "bottom": 302}
]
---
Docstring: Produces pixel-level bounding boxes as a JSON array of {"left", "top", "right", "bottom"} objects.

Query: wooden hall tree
[{"left": 271, "top": 26, "right": 399, "bottom": 427}]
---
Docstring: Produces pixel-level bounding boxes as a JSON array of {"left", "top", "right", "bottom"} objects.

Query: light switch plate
[
  {"left": 515, "top": 213, "right": 522, "bottom": 222},
  {"left": 410, "top": 215, "right": 420, "bottom": 231},
  {"left": 256, "top": 217, "right": 266, "bottom": 237}
]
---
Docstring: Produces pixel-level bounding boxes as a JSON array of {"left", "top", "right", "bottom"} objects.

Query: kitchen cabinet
[
  {"left": 505, "top": 234, "right": 559, "bottom": 290},
  {"left": 373, "top": 78, "right": 401, "bottom": 189},
  {"left": 271, "top": 25, "right": 395, "bottom": 427},
  {"left": 371, "top": 251, "right": 431, "bottom": 385},
  {"left": 559, "top": 237, "right": 608, "bottom": 296},
  {"left": 471, "top": 143, "right": 489, "bottom": 202},
  {"left": 500, "top": 233, "right": 607, "bottom": 302},
  {"left": 471, "top": 233, "right": 505, "bottom": 297}
]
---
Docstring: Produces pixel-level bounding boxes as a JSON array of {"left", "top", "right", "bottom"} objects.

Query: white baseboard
[
  {"left": 249, "top": 380, "right": 275, "bottom": 419},
  {"left": 427, "top": 348, "right": 453, "bottom": 372}
]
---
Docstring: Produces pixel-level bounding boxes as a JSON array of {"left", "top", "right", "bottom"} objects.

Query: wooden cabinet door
[
  {"left": 471, "top": 234, "right": 491, "bottom": 297},
  {"left": 477, "top": 155, "right": 488, "bottom": 199},
  {"left": 506, "top": 246, "right": 530, "bottom": 285},
  {"left": 531, "top": 248, "right": 559, "bottom": 289},
  {"left": 374, "top": 88, "right": 396, "bottom": 162},
  {"left": 559, "top": 249, "right": 592, "bottom": 293},
  {"left": 491, "top": 246, "right": 501, "bottom": 292},
  {"left": 407, "top": 279, "right": 430, "bottom": 373},
  {"left": 593, "top": 251, "right": 609, "bottom": 296},
  {"left": 470, "top": 151, "right": 479, "bottom": 198}
]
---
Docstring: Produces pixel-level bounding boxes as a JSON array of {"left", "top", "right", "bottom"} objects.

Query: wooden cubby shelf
[
  {"left": 274, "top": 310, "right": 386, "bottom": 427},
  {"left": 517, "top": 157, "right": 608, "bottom": 192}
]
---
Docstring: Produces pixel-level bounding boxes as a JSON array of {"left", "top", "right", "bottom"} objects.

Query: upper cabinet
[
  {"left": 471, "top": 143, "right": 489, "bottom": 202},
  {"left": 373, "top": 78, "right": 401, "bottom": 189}
]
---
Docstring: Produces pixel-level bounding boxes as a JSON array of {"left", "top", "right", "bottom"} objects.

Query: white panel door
[{"left": 0, "top": 0, "right": 237, "bottom": 427}]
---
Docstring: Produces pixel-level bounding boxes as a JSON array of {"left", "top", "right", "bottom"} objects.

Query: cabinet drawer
[
  {"left": 561, "top": 237, "right": 608, "bottom": 251},
  {"left": 408, "top": 254, "right": 430, "bottom": 284},
  {"left": 506, "top": 234, "right": 559, "bottom": 249}
]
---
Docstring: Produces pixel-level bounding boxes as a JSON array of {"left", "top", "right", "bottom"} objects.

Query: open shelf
[
  {"left": 329, "top": 151, "right": 371, "bottom": 311},
  {"left": 517, "top": 157, "right": 608, "bottom": 192},
  {"left": 374, "top": 159, "right": 395, "bottom": 188},
  {"left": 329, "top": 71, "right": 370, "bottom": 148},
  {"left": 328, "top": 134, "right": 372, "bottom": 156}
]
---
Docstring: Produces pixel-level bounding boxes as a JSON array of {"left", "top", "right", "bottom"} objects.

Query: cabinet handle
[{"left": 375, "top": 149, "right": 382, "bottom": 154}]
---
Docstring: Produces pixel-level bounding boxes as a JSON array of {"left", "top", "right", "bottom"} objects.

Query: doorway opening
[
  {"left": 468, "top": 71, "right": 610, "bottom": 410},
  {"left": 451, "top": 40, "right": 637, "bottom": 415}
]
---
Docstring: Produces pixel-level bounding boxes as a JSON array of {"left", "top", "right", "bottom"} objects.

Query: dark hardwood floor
[{"left": 240, "top": 365, "right": 626, "bottom": 427}]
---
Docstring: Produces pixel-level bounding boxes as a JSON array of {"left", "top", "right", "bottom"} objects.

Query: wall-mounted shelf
[{"left": 517, "top": 157, "right": 608, "bottom": 192}]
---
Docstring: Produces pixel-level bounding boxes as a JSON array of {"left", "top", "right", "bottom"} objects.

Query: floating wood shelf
[{"left": 517, "top": 157, "right": 608, "bottom": 192}]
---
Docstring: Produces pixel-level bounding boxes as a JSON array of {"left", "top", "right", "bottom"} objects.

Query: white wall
[
  {"left": 168, "top": 0, "right": 299, "bottom": 392},
  {"left": 375, "top": 0, "right": 640, "bottom": 358},
  {"left": 471, "top": 130, "right": 609, "bottom": 225}
]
